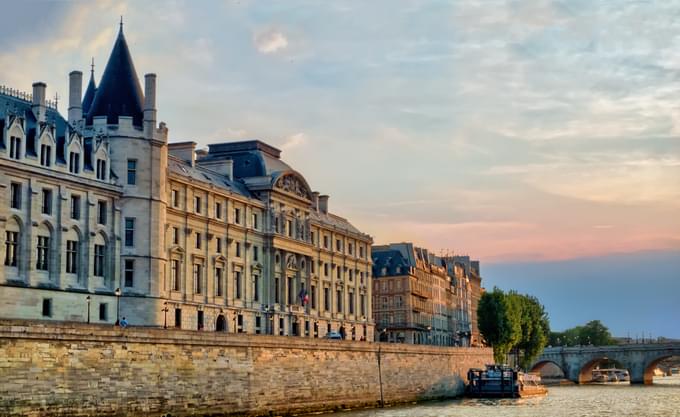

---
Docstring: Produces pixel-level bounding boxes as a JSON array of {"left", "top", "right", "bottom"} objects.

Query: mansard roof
[
  {"left": 86, "top": 25, "right": 144, "bottom": 127},
  {"left": 167, "top": 156, "right": 254, "bottom": 199},
  {"left": 205, "top": 140, "right": 289, "bottom": 178}
]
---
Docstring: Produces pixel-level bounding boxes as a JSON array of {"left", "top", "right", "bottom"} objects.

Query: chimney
[
  {"left": 68, "top": 71, "right": 83, "bottom": 124},
  {"left": 312, "top": 192, "right": 320, "bottom": 211},
  {"left": 168, "top": 141, "right": 196, "bottom": 166},
  {"left": 198, "top": 158, "right": 234, "bottom": 180},
  {"left": 318, "top": 195, "right": 329, "bottom": 214},
  {"left": 143, "top": 73, "right": 157, "bottom": 138},
  {"left": 32, "top": 82, "right": 47, "bottom": 123}
]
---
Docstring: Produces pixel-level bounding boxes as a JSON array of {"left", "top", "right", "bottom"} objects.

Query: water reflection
[{"left": 313, "top": 378, "right": 680, "bottom": 417}]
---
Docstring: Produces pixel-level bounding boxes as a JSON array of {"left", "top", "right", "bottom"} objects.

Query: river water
[{"left": 314, "top": 377, "right": 680, "bottom": 417}]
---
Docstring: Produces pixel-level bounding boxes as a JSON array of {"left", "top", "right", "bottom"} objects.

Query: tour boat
[{"left": 466, "top": 364, "right": 548, "bottom": 398}]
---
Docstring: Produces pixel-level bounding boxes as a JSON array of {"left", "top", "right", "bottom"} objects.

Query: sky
[{"left": 1, "top": 1, "right": 678, "bottom": 336}]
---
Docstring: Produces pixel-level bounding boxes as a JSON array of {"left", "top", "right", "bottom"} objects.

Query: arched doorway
[{"left": 216, "top": 314, "right": 226, "bottom": 332}]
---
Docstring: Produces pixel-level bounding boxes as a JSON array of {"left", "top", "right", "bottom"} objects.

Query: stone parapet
[{"left": 0, "top": 320, "right": 492, "bottom": 416}]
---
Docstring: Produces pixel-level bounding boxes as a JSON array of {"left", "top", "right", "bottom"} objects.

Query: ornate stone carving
[{"left": 275, "top": 174, "right": 311, "bottom": 200}]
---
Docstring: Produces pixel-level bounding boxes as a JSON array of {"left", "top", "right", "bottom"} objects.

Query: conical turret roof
[
  {"left": 82, "top": 61, "right": 97, "bottom": 115},
  {"left": 86, "top": 24, "right": 144, "bottom": 126}
]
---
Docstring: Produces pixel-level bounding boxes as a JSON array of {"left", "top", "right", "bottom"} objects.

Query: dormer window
[
  {"left": 96, "top": 159, "right": 107, "bottom": 180},
  {"left": 40, "top": 144, "right": 51, "bottom": 167},
  {"left": 69, "top": 152, "right": 80, "bottom": 174},
  {"left": 9, "top": 136, "right": 21, "bottom": 159}
]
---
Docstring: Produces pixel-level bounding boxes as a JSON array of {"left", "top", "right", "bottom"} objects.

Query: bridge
[{"left": 530, "top": 343, "right": 680, "bottom": 384}]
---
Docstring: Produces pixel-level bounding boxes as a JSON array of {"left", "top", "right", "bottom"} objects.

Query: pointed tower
[
  {"left": 82, "top": 59, "right": 97, "bottom": 115},
  {"left": 83, "top": 20, "right": 169, "bottom": 326},
  {"left": 86, "top": 22, "right": 144, "bottom": 126}
]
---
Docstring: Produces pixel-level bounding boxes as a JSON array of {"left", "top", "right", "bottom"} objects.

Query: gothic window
[
  {"left": 94, "top": 244, "right": 105, "bottom": 277},
  {"left": 65, "top": 240, "right": 78, "bottom": 274},
  {"left": 9, "top": 136, "right": 21, "bottom": 159},
  {"left": 10, "top": 182, "right": 21, "bottom": 209},
  {"left": 96, "top": 159, "right": 107, "bottom": 180},
  {"left": 4, "top": 231, "right": 19, "bottom": 267},
  {"left": 40, "top": 144, "right": 51, "bottom": 167},
  {"left": 36, "top": 236, "right": 49, "bottom": 271},
  {"left": 69, "top": 151, "right": 80, "bottom": 174}
]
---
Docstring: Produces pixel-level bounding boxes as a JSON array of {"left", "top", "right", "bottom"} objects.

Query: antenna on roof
[
  {"left": 90, "top": 57, "right": 95, "bottom": 75},
  {"left": 54, "top": 92, "right": 59, "bottom": 110}
]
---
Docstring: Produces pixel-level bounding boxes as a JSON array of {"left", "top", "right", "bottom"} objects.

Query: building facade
[
  {"left": 0, "top": 25, "right": 374, "bottom": 340},
  {"left": 371, "top": 243, "right": 482, "bottom": 346}
]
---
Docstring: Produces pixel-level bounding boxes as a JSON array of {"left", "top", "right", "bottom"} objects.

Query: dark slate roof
[
  {"left": 168, "top": 156, "right": 254, "bottom": 199},
  {"left": 371, "top": 249, "right": 410, "bottom": 277},
  {"left": 86, "top": 26, "right": 144, "bottom": 126},
  {"left": 82, "top": 69, "right": 97, "bottom": 115},
  {"left": 0, "top": 93, "right": 69, "bottom": 162},
  {"left": 206, "top": 141, "right": 291, "bottom": 179}
]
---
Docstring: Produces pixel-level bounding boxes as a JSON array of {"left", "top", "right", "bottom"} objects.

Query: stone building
[
  {"left": 0, "top": 24, "right": 374, "bottom": 340},
  {"left": 371, "top": 243, "right": 481, "bottom": 346}
]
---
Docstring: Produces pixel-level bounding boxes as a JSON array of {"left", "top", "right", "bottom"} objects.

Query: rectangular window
[
  {"left": 124, "top": 218, "right": 135, "bottom": 247},
  {"left": 171, "top": 189, "right": 179, "bottom": 207},
  {"left": 311, "top": 285, "right": 317, "bottom": 309},
  {"left": 171, "top": 259, "right": 180, "bottom": 291},
  {"left": 237, "top": 314, "right": 243, "bottom": 333},
  {"left": 349, "top": 243, "right": 354, "bottom": 255},
  {"left": 324, "top": 263, "right": 329, "bottom": 277},
  {"left": 4, "top": 231, "right": 19, "bottom": 267},
  {"left": 253, "top": 274, "right": 260, "bottom": 301},
  {"left": 99, "top": 303, "right": 108, "bottom": 321},
  {"left": 255, "top": 316, "right": 261, "bottom": 334},
  {"left": 215, "top": 202, "right": 222, "bottom": 219},
  {"left": 193, "top": 263, "right": 202, "bottom": 294},
  {"left": 97, "top": 201, "right": 107, "bottom": 225},
  {"left": 197, "top": 310, "right": 204, "bottom": 330},
  {"left": 65, "top": 240, "right": 78, "bottom": 274},
  {"left": 175, "top": 308, "right": 182, "bottom": 328},
  {"left": 275, "top": 277, "right": 280, "bottom": 303},
  {"left": 336, "top": 289, "right": 343, "bottom": 313},
  {"left": 235, "top": 271, "right": 242, "bottom": 299},
  {"left": 274, "top": 217, "right": 280, "bottom": 233},
  {"left": 36, "top": 236, "right": 49, "bottom": 270},
  {"left": 235, "top": 241, "right": 241, "bottom": 257},
  {"left": 287, "top": 220, "right": 293, "bottom": 237},
  {"left": 40, "top": 144, "right": 51, "bottom": 167},
  {"left": 96, "top": 159, "right": 106, "bottom": 180},
  {"left": 10, "top": 182, "right": 21, "bottom": 209},
  {"left": 127, "top": 159, "right": 136, "bottom": 185},
  {"left": 287, "top": 277, "right": 294, "bottom": 304},
  {"left": 42, "top": 298, "right": 52, "bottom": 317},
  {"left": 251, "top": 213, "right": 258, "bottom": 229},
  {"left": 360, "top": 246, "right": 365, "bottom": 258},
  {"left": 172, "top": 227, "right": 179, "bottom": 245},
  {"left": 216, "top": 267, "right": 223, "bottom": 296},
  {"left": 94, "top": 244, "right": 105, "bottom": 277},
  {"left": 361, "top": 294, "right": 366, "bottom": 316},
  {"left": 311, "top": 231, "right": 316, "bottom": 246},
  {"left": 69, "top": 152, "right": 80, "bottom": 174},
  {"left": 194, "top": 196, "right": 201, "bottom": 213},
  {"left": 323, "top": 235, "right": 329, "bottom": 249},
  {"left": 195, "top": 232, "right": 201, "bottom": 249},
  {"left": 279, "top": 318, "right": 284, "bottom": 336},
  {"left": 349, "top": 291, "right": 355, "bottom": 315},
  {"left": 41, "top": 188, "right": 52, "bottom": 215},
  {"left": 336, "top": 267, "right": 341, "bottom": 279},
  {"left": 70, "top": 195, "right": 81, "bottom": 220},
  {"left": 9, "top": 136, "right": 21, "bottom": 159},
  {"left": 233, "top": 207, "right": 241, "bottom": 224},
  {"left": 252, "top": 245, "right": 259, "bottom": 262},
  {"left": 216, "top": 237, "right": 222, "bottom": 253},
  {"left": 336, "top": 239, "right": 342, "bottom": 252},
  {"left": 324, "top": 287, "right": 330, "bottom": 311},
  {"left": 124, "top": 259, "right": 134, "bottom": 287}
]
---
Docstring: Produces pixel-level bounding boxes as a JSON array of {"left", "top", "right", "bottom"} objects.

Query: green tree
[
  {"left": 477, "top": 287, "right": 521, "bottom": 363},
  {"left": 549, "top": 320, "right": 615, "bottom": 347},
  {"left": 510, "top": 293, "right": 550, "bottom": 369}
]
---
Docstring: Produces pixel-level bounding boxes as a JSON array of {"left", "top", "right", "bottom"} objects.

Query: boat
[
  {"left": 591, "top": 368, "right": 629, "bottom": 383},
  {"left": 466, "top": 364, "right": 548, "bottom": 398}
]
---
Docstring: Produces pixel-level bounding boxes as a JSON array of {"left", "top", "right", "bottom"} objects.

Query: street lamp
[
  {"left": 85, "top": 295, "right": 91, "bottom": 324},
  {"left": 162, "top": 301, "right": 169, "bottom": 329},
  {"left": 114, "top": 287, "right": 121, "bottom": 325}
]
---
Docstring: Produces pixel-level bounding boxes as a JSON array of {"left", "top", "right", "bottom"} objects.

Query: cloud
[
  {"left": 280, "top": 132, "right": 306, "bottom": 150},
  {"left": 254, "top": 30, "right": 288, "bottom": 54}
]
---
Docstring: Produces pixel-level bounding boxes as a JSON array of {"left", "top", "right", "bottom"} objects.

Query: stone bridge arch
[{"left": 530, "top": 360, "right": 566, "bottom": 379}]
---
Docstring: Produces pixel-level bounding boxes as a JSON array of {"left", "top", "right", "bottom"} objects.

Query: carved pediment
[{"left": 274, "top": 172, "right": 311, "bottom": 200}]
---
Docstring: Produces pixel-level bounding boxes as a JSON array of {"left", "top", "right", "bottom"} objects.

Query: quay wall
[{"left": 0, "top": 321, "right": 492, "bottom": 416}]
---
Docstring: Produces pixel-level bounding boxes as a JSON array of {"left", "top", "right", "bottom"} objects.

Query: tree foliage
[
  {"left": 548, "top": 320, "right": 615, "bottom": 347},
  {"left": 477, "top": 288, "right": 550, "bottom": 367}
]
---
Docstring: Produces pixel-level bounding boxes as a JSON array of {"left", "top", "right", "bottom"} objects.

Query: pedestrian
[{"left": 120, "top": 317, "right": 128, "bottom": 328}]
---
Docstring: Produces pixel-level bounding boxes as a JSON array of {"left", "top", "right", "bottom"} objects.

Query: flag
[{"left": 298, "top": 288, "right": 308, "bottom": 305}]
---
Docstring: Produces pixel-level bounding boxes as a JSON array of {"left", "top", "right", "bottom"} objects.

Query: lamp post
[
  {"left": 85, "top": 295, "right": 91, "bottom": 324},
  {"left": 377, "top": 328, "right": 387, "bottom": 408},
  {"left": 162, "top": 301, "right": 169, "bottom": 329},
  {"left": 114, "top": 287, "right": 121, "bottom": 325}
]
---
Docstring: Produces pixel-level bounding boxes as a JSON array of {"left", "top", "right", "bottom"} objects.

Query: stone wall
[{"left": 0, "top": 320, "right": 492, "bottom": 416}]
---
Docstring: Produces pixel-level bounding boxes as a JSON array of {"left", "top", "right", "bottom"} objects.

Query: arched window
[
  {"left": 36, "top": 223, "right": 53, "bottom": 273},
  {"left": 4, "top": 217, "right": 21, "bottom": 268}
]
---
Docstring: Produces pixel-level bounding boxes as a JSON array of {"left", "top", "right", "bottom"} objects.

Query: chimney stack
[
  {"left": 318, "top": 195, "right": 329, "bottom": 214},
  {"left": 68, "top": 71, "right": 83, "bottom": 124},
  {"left": 312, "top": 192, "right": 320, "bottom": 211},
  {"left": 144, "top": 73, "right": 157, "bottom": 138},
  {"left": 32, "top": 82, "right": 47, "bottom": 123}
]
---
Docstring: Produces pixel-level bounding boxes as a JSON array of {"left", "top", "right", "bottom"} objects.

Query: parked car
[{"left": 325, "top": 331, "right": 343, "bottom": 340}]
